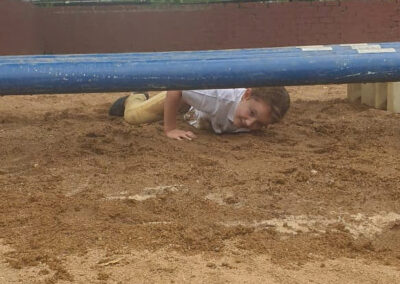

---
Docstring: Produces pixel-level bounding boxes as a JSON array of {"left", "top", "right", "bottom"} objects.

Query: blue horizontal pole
[
  {"left": 1, "top": 42, "right": 400, "bottom": 95},
  {"left": 3, "top": 42, "right": 400, "bottom": 63}
]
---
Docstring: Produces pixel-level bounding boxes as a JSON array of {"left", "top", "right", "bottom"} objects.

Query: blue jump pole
[{"left": 1, "top": 42, "right": 400, "bottom": 95}]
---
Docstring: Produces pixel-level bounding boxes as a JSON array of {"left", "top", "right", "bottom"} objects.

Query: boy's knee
[{"left": 124, "top": 91, "right": 166, "bottom": 125}]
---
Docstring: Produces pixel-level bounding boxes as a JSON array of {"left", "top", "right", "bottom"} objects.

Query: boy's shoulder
[{"left": 188, "top": 88, "right": 246, "bottom": 101}]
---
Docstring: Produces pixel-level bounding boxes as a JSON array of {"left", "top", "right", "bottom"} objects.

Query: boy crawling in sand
[{"left": 109, "top": 87, "right": 290, "bottom": 140}]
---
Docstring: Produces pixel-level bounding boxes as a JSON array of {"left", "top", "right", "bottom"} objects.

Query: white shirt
[{"left": 182, "top": 89, "right": 250, "bottom": 134}]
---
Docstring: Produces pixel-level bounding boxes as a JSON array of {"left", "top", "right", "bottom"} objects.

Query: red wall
[
  {"left": 0, "top": 0, "right": 42, "bottom": 55},
  {"left": 1, "top": 0, "right": 400, "bottom": 55}
]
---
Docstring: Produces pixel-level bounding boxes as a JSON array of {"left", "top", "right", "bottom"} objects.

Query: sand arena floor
[{"left": 0, "top": 85, "right": 400, "bottom": 283}]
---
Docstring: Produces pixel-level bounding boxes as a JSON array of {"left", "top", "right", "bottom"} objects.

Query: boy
[{"left": 109, "top": 87, "right": 290, "bottom": 140}]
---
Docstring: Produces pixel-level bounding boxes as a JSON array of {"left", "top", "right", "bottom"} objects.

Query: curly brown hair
[{"left": 250, "top": 86, "right": 290, "bottom": 124}]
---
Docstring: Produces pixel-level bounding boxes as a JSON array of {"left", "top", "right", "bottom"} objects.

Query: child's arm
[{"left": 164, "top": 91, "right": 197, "bottom": 140}]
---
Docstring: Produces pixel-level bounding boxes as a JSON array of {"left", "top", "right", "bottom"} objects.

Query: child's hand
[{"left": 165, "top": 129, "right": 197, "bottom": 141}]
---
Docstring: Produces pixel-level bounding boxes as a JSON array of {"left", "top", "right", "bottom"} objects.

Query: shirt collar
[{"left": 228, "top": 100, "right": 240, "bottom": 123}]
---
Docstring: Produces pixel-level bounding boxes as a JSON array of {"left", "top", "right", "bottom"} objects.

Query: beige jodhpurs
[{"left": 124, "top": 91, "right": 167, "bottom": 125}]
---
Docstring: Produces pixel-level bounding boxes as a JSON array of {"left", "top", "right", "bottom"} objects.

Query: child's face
[{"left": 233, "top": 90, "right": 271, "bottom": 130}]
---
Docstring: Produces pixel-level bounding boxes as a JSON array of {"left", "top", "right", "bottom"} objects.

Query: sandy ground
[{"left": 0, "top": 85, "right": 400, "bottom": 283}]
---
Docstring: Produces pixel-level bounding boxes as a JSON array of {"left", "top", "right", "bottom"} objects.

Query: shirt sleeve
[{"left": 181, "top": 90, "right": 219, "bottom": 115}]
